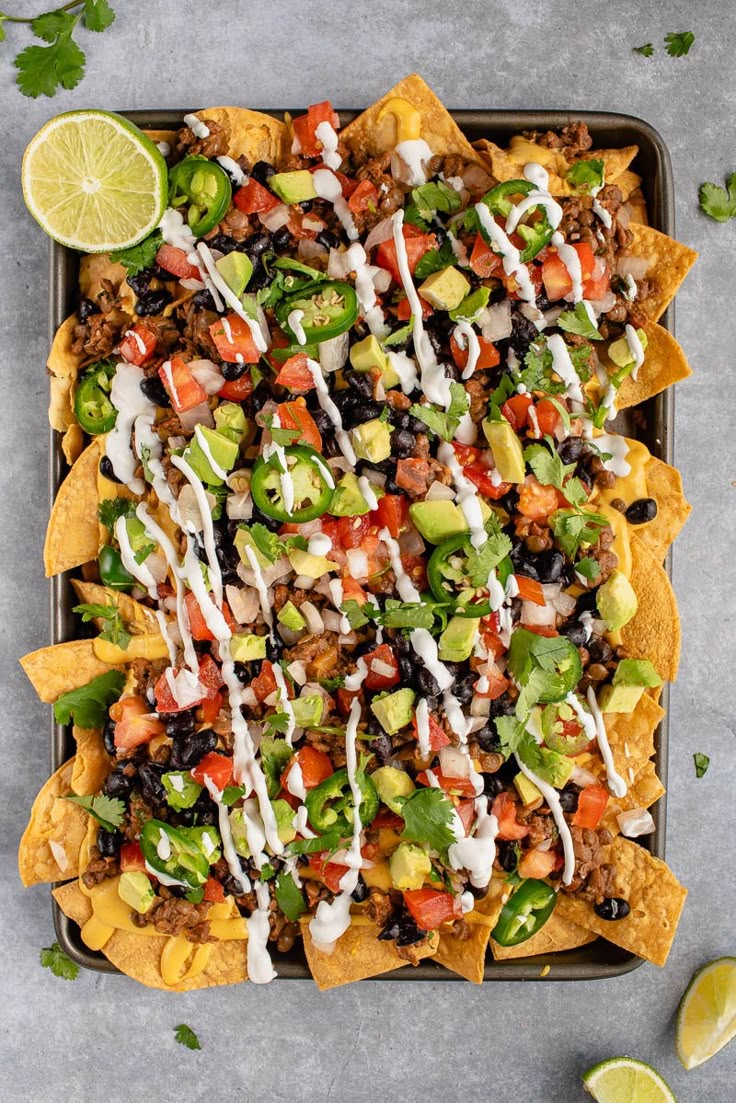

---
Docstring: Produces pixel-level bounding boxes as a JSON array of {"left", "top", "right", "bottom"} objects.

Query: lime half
[
  {"left": 676, "top": 956, "right": 736, "bottom": 1070},
  {"left": 22, "top": 109, "right": 168, "bottom": 252},
  {"left": 583, "top": 1057, "right": 676, "bottom": 1103}
]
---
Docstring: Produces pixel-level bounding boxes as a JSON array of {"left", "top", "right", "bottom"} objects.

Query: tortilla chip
[
  {"left": 473, "top": 137, "right": 637, "bottom": 196},
  {"left": 603, "top": 761, "right": 666, "bottom": 836},
  {"left": 61, "top": 422, "right": 85, "bottom": 465},
  {"left": 490, "top": 911, "right": 597, "bottom": 960},
  {"left": 71, "top": 727, "right": 113, "bottom": 795},
  {"left": 47, "top": 315, "right": 83, "bottom": 433},
  {"left": 434, "top": 883, "right": 503, "bottom": 983},
  {"left": 70, "top": 580, "right": 160, "bottom": 634},
  {"left": 627, "top": 189, "right": 648, "bottom": 225},
  {"left": 52, "top": 882, "right": 249, "bottom": 990},
  {"left": 636, "top": 456, "right": 691, "bottom": 561},
  {"left": 622, "top": 535, "right": 681, "bottom": 681},
  {"left": 194, "top": 107, "right": 288, "bottom": 166},
  {"left": 608, "top": 169, "right": 641, "bottom": 202},
  {"left": 556, "top": 837, "right": 686, "bottom": 966},
  {"left": 626, "top": 225, "right": 698, "bottom": 322},
  {"left": 18, "top": 759, "right": 87, "bottom": 886},
  {"left": 20, "top": 639, "right": 121, "bottom": 703},
  {"left": 341, "top": 74, "right": 485, "bottom": 168},
  {"left": 301, "top": 917, "right": 434, "bottom": 990},
  {"left": 44, "top": 438, "right": 101, "bottom": 576},
  {"left": 615, "top": 323, "right": 693, "bottom": 411},
  {"left": 78, "top": 253, "right": 135, "bottom": 314},
  {"left": 142, "top": 128, "right": 177, "bottom": 146},
  {"left": 604, "top": 692, "right": 664, "bottom": 783}
]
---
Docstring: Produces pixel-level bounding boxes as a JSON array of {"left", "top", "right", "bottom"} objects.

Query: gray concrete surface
[{"left": 1, "top": 2, "right": 734, "bottom": 1100}]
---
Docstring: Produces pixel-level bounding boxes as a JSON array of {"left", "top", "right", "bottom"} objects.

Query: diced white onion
[
  {"left": 300, "top": 602, "right": 325, "bottom": 635},
  {"left": 617, "top": 807, "right": 655, "bottom": 838},
  {"left": 302, "top": 217, "right": 325, "bottom": 233},
  {"left": 226, "top": 584, "right": 260, "bottom": 625},
  {"left": 287, "top": 660, "right": 308, "bottom": 685},
  {"left": 370, "top": 658, "right": 396, "bottom": 679},
  {"left": 466, "top": 716, "right": 489, "bottom": 735},
  {"left": 188, "top": 359, "right": 224, "bottom": 394},
  {"left": 259, "top": 204, "right": 291, "bottom": 231},
  {"left": 179, "top": 278, "right": 206, "bottom": 291},
  {"left": 520, "top": 601, "right": 556, "bottom": 627},
  {"left": 277, "top": 624, "right": 303, "bottom": 646},
  {"left": 327, "top": 248, "right": 351, "bottom": 278},
  {"left": 144, "top": 552, "right": 168, "bottom": 585},
  {"left": 319, "top": 332, "right": 349, "bottom": 373},
  {"left": 372, "top": 268, "right": 392, "bottom": 293},
  {"left": 552, "top": 590, "right": 577, "bottom": 617},
  {"left": 570, "top": 764, "right": 598, "bottom": 787},
  {"left": 364, "top": 218, "right": 394, "bottom": 253},
  {"left": 398, "top": 528, "right": 425, "bottom": 557},
  {"left": 439, "top": 746, "right": 472, "bottom": 778},
  {"left": 177, "top": 483, "right": 215, "bottom": 532},
  {"left": 322, "top": 610, "right": 343, "bottom": 633},
  {"left": 426, "top": 480, "right": 456, "bottom": 501},
  {"left": 293, "top": 575, "right": 315, "bottom": 590},
  {"left": 297, "top": 238, "right": 327, "bottom": 262},
  {"left": 616, "top": 255, "right": 649, "bottom": 281},
  {"left": 346, "top": 548, "right": 368, "bottom": 579},
  {"left": 480, "top": 300, "right": 512, "bottom": 342},
  {"left": 226, "top": 491, "right": 253, "bottom": 521},
  {"left": 470, "top": 695, "right": 491, "bottom": 717},
  {"left": 178, "top": 402, "right": 214, "bottom": 433},
  {"left": 588, "top": 291, "right": 617, "bottom": 314},
  {"left": 241, "top": 687, "right": 258, "bottom": 707}
]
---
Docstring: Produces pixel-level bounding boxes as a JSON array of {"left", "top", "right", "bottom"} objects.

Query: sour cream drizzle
[
  {"left": 414, "top": 696, "right": 431, "bottom": 759},
  {"left": 624, "top": 323, "right": 646, "bottom": 380},
  {"left": 586, "top": 686, "right": 627, "bottom": 798},
  {"left": 107, "top": 363, "right": 154, "bottom": 492},
  {"left": 314, "top": 121, "right": 342, "bottom": 171},
  {"left": 306, "top": 357, "right": 356, "bottom": 465},
  {"left": 448, "top": 800, "right": 499, "bottom": 889},
  {"left": 247, "top": 880, "right": 278, "bottom": 984},
  {"left": 394, "top": 138, "right": 433, "bottom": 185},
  {"left": 312, "top": 169, "right": 358, "bottom": 241},
  {"left": 474, "top": 203, "right": 536, "bottom": 303},
  {"left": 196, "top": 242, "right": 268, "bottom": 353},
  {"left": 514, "top": 754, "right": 576, "bottom": 885},
  {"left": 344, "top": 242, "right": 390, "bottom": 338},
  {"left": 437, "top": 441, "right": 489, "bottom": 549},
  {"left": 452, "top": 321, "right": 480, "bottom": 380},
  {"left": 379, "top": 527, "right": 421, "bottom": 602}
]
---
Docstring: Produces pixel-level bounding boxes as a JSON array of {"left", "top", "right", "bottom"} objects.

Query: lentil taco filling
[{"left": 20, "top": 76, "right": 693, "bottom": 990}]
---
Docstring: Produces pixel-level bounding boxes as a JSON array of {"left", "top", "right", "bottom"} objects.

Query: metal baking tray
[{"left": 48, "top": 107, "right": 676, "bottom": 981}]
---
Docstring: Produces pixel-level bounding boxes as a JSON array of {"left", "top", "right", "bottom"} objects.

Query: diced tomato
[
  {"left": 480, "top": 617, "right": 507, "bottom": 660},
  {"left": 119, "top": 324, "right": 156, "bottom": 366},
  {"left": 396, "top": 295, "right": 433, "bottom": 321},
  {"left": 266, "top": 328, "right": 291, "bottom": 371},
  {"left": 452, "top": 442, "right": 481, "bottom": 466},
  {"left": 251, "top": 660, "right": 278, "bottom": 703},
  {"left": 411, "top": 710, "right": 450, "bottom": 753},
  {"left": 534, "top": 398, "right": 561, "bottom": 436},
  {"left": 308, "top": 853, "right": 348, "bottom": 893},
  {"left": 340, "top": 576, "right": 367, "bottom": 605},
  {"left": 542, "top": 242, "right": 610, "bottom": 302},
  {"left": 347, "top": 179, "right": 379, "bottom": 214},
  {"left": 395, "top": 457, "right": 430, "bottom": 496},
  {"left": 518, "top": 846, "right": 560, "bottom": 880},
  {"left": 218, "top": 372, "right": 254, "bottom": 402},
  {"left": 336, "top": 687, "right": 361, "bottom": 716},
  {"left": 375, "top": 225, "right": 436, "bottom": 284},
  {"left": 111, "top": 695, "right": 165, "bottom": 751},
  {"left": 282, "top": 746, "right": 333, "bottom": 791},
  {"left": 200, "top": 690, "right": 224, "bottom": 726},
  {"left": 184, "top": 591, "right": 237, "bottom": 642},
  {"left": 191, "top": 752, "right": 233, "bottom": 791},
  {"left": 517, "top": 475, "right": 560, "bottom": 521},
  {"left": 491, "top": 791, "right": 529, "bottom": 840},
  {"left": 337, "top": 513, "right": 371, "bottom": 550},
  {"left": 524, "top": 624, "right": 559, "bottom": 637},
  {"left": 572, "top": 783, "right": 610, "bottom": 829},
  {"left": 292, "top": 100, "right": 340, "bottom": 158},
  {"left": 403, "top": 889, "right": 459, "bottom": 930},
  {"left": 463, "top": 463, "right": 512, "bottom": 499},
  {"left": 155, "top": 244, "right": 201, "bottom": 281},
  {"left": 370, "top": 494, "right": 408, "bottom": 539},
  {"left": 372, "top": 808, "right": 405, "bottom": 830},
  {"left": 363, "top": 643, "right": 400, "bottom": 691},
  {"left": 501, "top": 394, "right": 533, "bottom": 431},
  {"left": 515, "top": 575, "right": 545, "bottom": 606},
  {"left": 474, "top": 667, "right": 509, "bottom": 700},
  {"left": 233, "top": 177, "right": 281, "bottom": 215},
  {"left": 197, "top": 654, "right": 225, "bottom": 696},
  {"left": 450, "top": 332, "right": 500, "bottom": 374},
  {"left": 203, "top": 877, "right": 226, "bottom": 903},
  {"left": 119, "top": 841, "right": 146, "bottom": 873},
  {"left": 209, "top": 314, "right": 260, "bottom": 364},
  {"left": 275, "top": 354, "right": 316, "bottom": 393},
  {"left": 277, "top": 398, "right": 322, "bottom": 451},
  {"left": 415, "top": 770, "right": 478, "bottom": 799},
  {"left": 158, "top": 356, "right": 207, "bottom": 414},
  {"left": 469, "top": 234, "right": 502, "bottom": 278},
  {"left": 456, "top": 800, "right": 476, "bottom": 835}
]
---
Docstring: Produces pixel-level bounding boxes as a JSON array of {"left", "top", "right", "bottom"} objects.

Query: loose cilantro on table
[
  {"left": 109, "top": 231, "right": 163, "bottom": 276},
  {"left": 39, "top": 941, "right": 79, "bottom": 980},
  {"left": 664, "top": 31, "right": 695, "bottom": 57},
  {"left": 409, "top": 382, "right": 469, "bottom": 441},
  {"left": 632, "top": 43, "right": 654, "bottom": 57},
  {"left": 557, "top": 302, "right": 603, "bottom": 341},
  {"left": 72, "top": 602, "right": 131, "bottom": 650},
  {"left": 693, "top": 753, "right": 710, "bottom": 779},
  {"left": 65, "top": 793, "right": 125, "bottom": 831},
  {"left": 698, "top": 174, "right": 736, "bottom": 223},
  {"left": 400, "top": 788, "right": 456, "bottom": 855},
  {"left": 174, "top": 1024, "right": 202, "bottom": 1051},
  {"left": 53, "top": 669, "right": 125, "bottom": 729},
  {"left": 9, "top": 1, "right": 116, "bottom": 98}
]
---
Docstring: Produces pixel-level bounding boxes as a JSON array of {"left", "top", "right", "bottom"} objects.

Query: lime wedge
[
  {"left": 676, "top": 956, "right": 736, "bottom": 1070},
  {"left": 583, "top": 1057, "right": 676, "bottom": 1103},
  {"left": 22, "top": 109, "right": 168, "bottom": 253}
]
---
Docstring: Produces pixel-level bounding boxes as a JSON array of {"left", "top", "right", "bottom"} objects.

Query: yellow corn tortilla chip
[
  {"left": 434, "top": 882, "right": 503, "bottom": 983},
  {"left": 341, "top": 74, "right": 486, "bottom": 168},
  {"left": 604, "top": 691, "right": 664, "bottom": 783},
  {"left": 194, "top": 107, "right": 288, "bottom": 166},
  {"left": 20, "top": 638, "right": 121, "bottom": 703},
  {"left": 70, "top": 580, "right": 160, "bottom": 635},
  {"left": 71, "top": 727, "right": 113, "bottom": 795},
  {"left": 556, "top": 837, "right": 686, "bottom": 966},
  {"left": 52, "top": 882, "right": 249, "bottom": 991},
  {"left": 44, "top": 438, "right": 102, "bottom": 576},
  {"left": 47, "top": 315, "right": 82, "bottom": 433},
  {"left": 142, "top": 128, "right": 177, "bottom": 146},
  {"left": 473, "top": 137, "right": 637, "bottom": 195},
  {"left": 626, "top": 189, "right": 648, "bottom": 225},
  {"left": 615, "top": 323, "right": 693, "bottom": 411},
  {"left": 490, "top": 911, "right": 597, "bottom": 960},
  {"left": 61, "top": 422, "right": 85, "bottom": 465},
  {"left": 603, "top": 761, "right": 666, "bottom": 836},
  {"left": 607, "top": 168, "right": 641, "bottom": 202},
  {"left": 622, "top": 534, "right": 681, "bottom": 681},
  {"left": 301, "top": 916, "right": 435, "bottom": 990},
  {"left": 18, "top": 759, "right": 87, "bottom": 886},
  {"left": 626, "top": 224, "right": 698, "bottom": 322}
]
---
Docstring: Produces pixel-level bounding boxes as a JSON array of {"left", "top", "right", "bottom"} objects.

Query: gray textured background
[{"left": 2, "top": 2, "right": 734, "bottom": 1100}]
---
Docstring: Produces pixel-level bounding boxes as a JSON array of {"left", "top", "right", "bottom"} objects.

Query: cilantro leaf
[
  {"left": 274, "top": 872, "right": 307, "bottom": 921},
  {"left": 464, "top": 534, "right": 513, "bottom": 587},
  {"left": 72, "top": 603, "right": 131, "bottom": 650},
  {"left": 411, "top": 181, "right": 462, "bottom": 220},
  {"left": 633, "top": 43, "right": 654, "bottom": 57},
  {"left": 259, "top": 736, "right": 293, "bottom": 798},
  {"left": 174, "top": 1024, "right": 201, "bottom": 1051},
  {"left": 379, "top": 600, "right": 436, "bottom": 630},
  {"left": 574, "top": 556, "right": 600, "bottom": 582},
  {"left": 664, "top": 31, "right": 694, "bottom": 57},
  {"left": 248, "top": 522, "right": 282, "bottom": 564},
  {"left": 409, "top": 382, "right": 469, "bottom": 441},
  {"left": 550, "top": 507, "right": 608, "bottom": 559},
  {"left": 566, "top": 159, "right": 604, "bottom": 192},
  {"left": 340, "top": 599, "right": 374, "bottom": 630},
  {"left": 84, "top": 1, "right": 116, "bottom": 32},
  {"left": 495, "top": 715, "right": 528, "bottom": 757},
  {"left": 524, "top": 440, "right": 575, "bottom": 490},
  {"left": 264, "top": 711, "right": 291, "bottom": 738},
  {"left": 98, "top": 497, "right": 136, "bottom": 532},
  {"left": 413, "top": 238, "right": 456, "bottom": 278},
  {"left": 15, "top": 33, "right": 85, "bottom": 98},
  {"left": 698, "top": 174, "right": 736, "bottom": 223},
  {"left": 693, "top": 753, "right": 710, "bottom": 779},
  {"left": 40, "top": 941, "right": 79, "bottom": 981},
  {"left": 221, "top": 785, "right": 245, "bottom": 806},
  {"left": 288, "top": 831, "right": 344, "bottom": 855},
  {"left": 400, "top": 788, "right": 456, "bottom": 855},
  {"left": 263, "top": 414, "right": 300, "bottom": 447},
  {"left": 32, "top": 11, "right": 77, "bottom": 42},
  {"left": 519, "top": 339, "right": 568, "bottom": 396},
  {"left": 557, "top": 302, "right": 602, "bottom": 341},
  {"left": 65, "top": 794, "right": 125, "bottom": 831},
  {"left": 109, "top": 231, "right": 162, "bottom": 275},
  {"left": 383, "top": 320, "right": 413, "bottom": 347},
  {"left": 53, "top": 670, "right": 125, "bottom": 729}
]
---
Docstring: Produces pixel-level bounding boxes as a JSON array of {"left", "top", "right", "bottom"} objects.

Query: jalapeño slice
[
  {"left": 74, "top": 359, "right": 118, "bottom": 434},
  {"left": 98, "top": 544, "right": 135, "bottom": 592},
  {"left": 541, "top": 701, "right": 591, "bottom": 755},
  {"left": 251, "top": 444, "right": 334, "bottom": 523},
  {"left": 481, "top": 178, "right": 555, "bottom": 262},
  {"left": 168, "top": 155, "right": 232, "bottom": 237},
  {"left": 305, "top": 767, "right": 379, "bottom": 835},
  {"left": 139, "top": 819, "right": 211, "bottom": 890},
  {"left": 428, "top": 534, "right": 492, "bottom": 619},
  {"left": 491, "top": 877, "right": 557, "bottom": 947},
  {"left": 276, "top": 280, "right": 359, "bottom": 344}
]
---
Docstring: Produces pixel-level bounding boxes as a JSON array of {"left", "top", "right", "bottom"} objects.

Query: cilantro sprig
[
  {"left": 73, "top": 602, "right": 131, "bottom": 650},
  {"left": 110, "top": 231, "right": 163, "bottom": 276},
  {"left": 693, "top": 753, "right": 710, "bottom": 779},
  {"left": 174, "top": 1024, "right": 202, "bottom": 1051},
  {"left": 39, "top": 941, "right": 79, "bottom": 980},
  {"left": 65, "top": 793, "right": 125, "bottom": 831},
  {"left": 557, "top": 302, "right": 602, "bottom": 341},
  {"left": 409, "top": 382, "right": 469, "bottom": 441},
  {"left": 7, "top": 1, "right": 116, "bottom": 98},
  {"left": 97, "top": 497, "right": 136, "bottom": 533},
  {"left": 53, "top": 669, "right": 125, "bottom": 729},
  {"left": 400, "top": 788, "right": 456, "bottom": 855},
  {"left": 698, "top": 173, "right": 736, "bottom": 223},
  {"left": 523, "top": 437, "right": 588, "bottom": 507}
]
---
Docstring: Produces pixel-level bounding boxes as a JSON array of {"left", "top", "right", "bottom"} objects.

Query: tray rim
[{"left": 47, "top": 105, "right": 675, "bottom": 983}]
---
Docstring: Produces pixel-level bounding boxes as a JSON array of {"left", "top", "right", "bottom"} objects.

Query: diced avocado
[
  {"left": 418, "top": 266, "right": 471, "bottom": 311},
  {"left": 513, "top": 772, "right": 543, "bottom": 807},
  {"left": 597, "top": 682, "right": 645, "bottom": 714},
  {"left": 272, "top": 798, "right": 297, "bottom": 844},
  {"left": 125, "top": 516, "right": 154, "bottom": 556},
  {"left": 597, "top": 570, "right": 638, "bottom": 631},
  {"left": 268, "top": 170, "right": 318, "bottom": 204},
  {"left": 230, "top": 633, "right": 268, "bottom": 661},
  {"left": 187, "top": 825, "right": 222, "bottom": 864},
  {"left": 277, "top": 600, "right": 307, "bottom": 631},
  {"left": 350, "top": 335, "right": 400, "bottom": 387},
  {"left": 389, "top": 842, "right": 432, "bottom": 890},
  {"left": 229, "top": 807, "right": 250, "bottom": 858},
  {"left": 612, "top": 658, "right": 662, "bottom": 689},
  {"left": 409, "top": 498, "right": 493, "bottom": 544},
  {"left": 287, "top": 546, "right": 338, "bottom": 579},
  {"left": 162, "top": 771, "right": 203, "bottom": 811},
  {"left": 370, "top": 687, "right": 416, "bottom": 735},
  {"left": 372, "top": 765, "right": 415, "bottom": 813},
  {"left": 608, "top": 327, "right": 648, "bottom": 369},
  {"left": 186, "top": 426, "right": 240, "bottom": 486},
  {"left": 482, "top": 418, "right": 526, "bottom": 484},
  {"left": 535, "top": 750, "right": 575, "bottom": 789},
  {"left": 215, "top": 251, "right": 253, "bottom": 297},
  {"left": 449, "top": 285, "right": 491, "bottom": 322},
  {"left": 330, "top": 471, "right": 382, "bottom": 517},
  {"left": 351, "top": 418, "right": 392, "bottom": 463},
  {"left": 438, "top": 615, "right": 479, "bottom": 663},
  {"left": 291, "top": 694, "right": 324, "bottom": 729},
  {"left": 118, "top": 870, "right": 156, "bottom": 915},
  {"left": 214, "top": 401, "right": 247, "bottom": 443}
]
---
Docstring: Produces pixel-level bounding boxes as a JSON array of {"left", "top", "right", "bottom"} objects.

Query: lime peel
[
  {"left": 676, "top": 956, "right": 736, "bottom": 1070},
  {"left": 583, "top": 1056, "right": 677, "bottom": 1103}
]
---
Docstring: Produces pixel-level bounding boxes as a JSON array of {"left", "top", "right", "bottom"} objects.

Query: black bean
[
  {"left": 452, "top": 672, "right": 476, "bottom": 705},
  {"left": 496, "top": 840, "right": 519, "bottom": 873},
  {"left": 221, "top": 360, "right": 249, "bottom": 381},
  {"left": 266, "top": 635, "right": 284, "bottom": 662},
  {"left": 272, "top": 226, "right": 292, "bottom": 251},
  {"left": 371, "top": 733, "right": 393, "bottom": 766},
  {"left": 102, "top": 717, "right": 117, "bottom": 756},
  {"left": 557, "top": 436, "right": 584, "bottom": 465},
  {"left": 594, "top": 896, "right": 631, "bottom": 921},
  {"left": 351, "top": 874, "right": 369, "bottom": 903},
  {"left": 343, "top": 369, "right": 374, "bottom": 399},
  {"left": 170, "top": 728, "right": 218, "bottom": 770},
  {"left": 207, "top": 233, "right": 240, "bottom": 254},
  {"left": 317, "top": 229, "right": 342, "bottom": 251},
  {"left": 489, "top": 693, "right": 516, "bottom": 720},
  {"left": 248, "top": 260, "right": 272, "bottom": 292},
  {"left": 135, "top": 290, "right": 173, "bottom": 316},
  {"left": 397, "top": 655, "right": 414, "bottom": 683},
  {"left": 244, "top": 231, "right": 272, "bottom": 258},
  {"left": 164, "top": 709, "right": 196, "bottom": 739},
  {"left": 250, "top": 503, "right": 282, "bottom": 532},
  {"left": 311, "top": 410, "right": 343, "bottom": 457},
  {"left": 482, "top": 773, "right": 506, "bottom": 798},
  {"left": 251, "top": 161, "right": 276, "bottom": 185},
  {"left": 391, "top": 428, "right": 415, "bottom": 459},
  {"left": 561, "top": 622, "right": 589, "bottom": 648},
  {"left": 534, "top": 549, "right": 565, "bottom": 583},
  {"left": 587, "top": 637, "right": 612, "bottom": 665},
  {"left": 98, "top": 455, "right": 122, "bottom": 484},
  {"left": 416, "top": 666, "right": 441, "bottom": 697},
  {"left": 558, "top": 784, "right": 580, "bottom": 813},
  {"left": 509, "top": 308, "right": 540, "bottom": 358},
  {"left": 138, "top": 763, "right": 166, "bottom": 804},
  {"left": 96, "top": 827, "right": 121, "bottom": 857},
  {"left": 378, "top": 918, "right": 401, "bottom": 942},
  {"left": 233, "top": 661, "right": 255, "bottom": 684},
  {"left": 396, "top": 917, "right": 425, "bottom": 946},
  {"left": 126, "top": 270, "right": 154, "bottom": 297},
  {"left": 78, "top": 297, "right": 99, "bottom": 322},
  {"left": 191, "top": 788, "right": 218, "bottom": 826},
  {"left": 139, "top": 375, "right": 170, "bottom": 406},
  {"left": 104, "top": 764, "right": 134, "bottom": 799},
  {"left": 193, "top": 289, "right": 218, "bottom": 310},
  {"left": 625, "top": 497, "right": 657, "bottom": 525}
]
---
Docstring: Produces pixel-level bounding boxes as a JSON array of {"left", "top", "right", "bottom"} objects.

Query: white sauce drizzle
[
  {"left": 217, "top": 155, "right": 247, "bottom": 186},
  {"left": 453, "top": 321, "right": 480, "bottom": 380},
  {"left": 344, "top": 242, "right": 389, "bottom": 338},
  {"left": 551, "top": 230, "right": 584, "bottom": 302},
  {"left": 312, "top": 169, "right": 358, "bottom": 241},
  {"left": 591, "top": 433, "right": 631, "bottom": 477},
  {"left": 357, "top": 476, "right": 379, "bottom": 511},
  {"left": 114, "top": 514, "right": 158, "bottom": 593},
  {"left": 272, "top": 660, "right": 296, "bottom": 745},
  {"left": 448, "top": 801, "right": 499, "bottom": 889},
  {"left": 394, "top": 138, "right": 433, "bottom": 186},
  {"left": 437, "top": 441, "right": 488, "bottom": 549},
  {"left": 514, "top": 754, "right": 576, "bottom": 885},
  {"left": 474, "top": 203, "right": 536, "bottom": 303},
  {"left": 183, "top": 113, "right": 210, "bottom": 139},
  {"left": 414, "top": 696, "right": 431, "bottom": 758},
  {"left": 306, "top": 357, "right": 356, "bottom": 465},
  {"left": 247, "top": 880, "right": 278, "bottom": 984},
  {"left": 287, "top": 309, "right": 307, "bottom": 346},
  {"left": 379, "top": 528, "right": 421, "bottom": 602},
  {"left": 107, "top": 363, "right": 154, "bottom": 492},
  {"left": 624, "top": 323, "right": 646, "bottom": 380},
  {"left": 243, "top": 544, "right": 274, "bottom": 638},
  {"left": 586, "top": 686, "right": 628, "bottom": 798},
  {"left": 592, "top": 198, "right": 613, "bottom": 229},
  {"left": 196, "top": 243, "right": 268, "bottom": 353},
  {"left": 193, "top": 424, "right": 229, "bottom": 483},
  {"left": 547, "top": 333, "right": 584, "bottom": 403}
]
